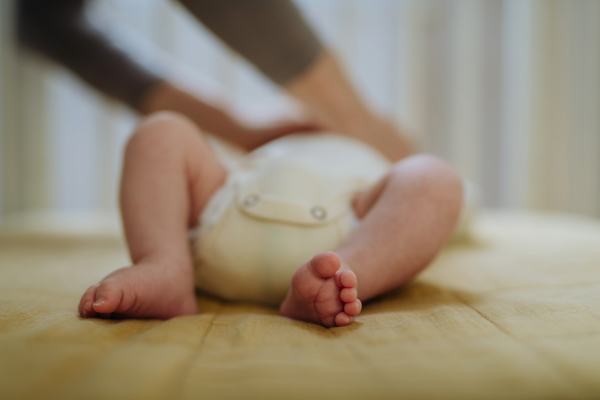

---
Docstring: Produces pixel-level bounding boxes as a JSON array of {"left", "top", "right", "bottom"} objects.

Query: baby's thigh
[
  {"left": 352, "top": 154, "right": 462, "bottom": 218},
  {"left": 127, "top": 111, "right": 227, "bottom": 217}
]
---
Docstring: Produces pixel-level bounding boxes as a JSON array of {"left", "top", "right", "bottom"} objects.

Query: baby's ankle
[{"left": 133, "top": 252, "right": 192, "bottom": 272}]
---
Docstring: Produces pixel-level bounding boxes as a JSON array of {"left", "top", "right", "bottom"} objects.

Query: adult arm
[
  {"left": 16, "top": 0, "right": 319, "bottom": 150},
  {"left": 17, "top": 0, "right": 162, "bottom": 110},
  {"left": 179, "top": 0, "right": 415, "bottom": 159},
  {"left": 17, "top": 0, "right": 414, "bottom": 157}
]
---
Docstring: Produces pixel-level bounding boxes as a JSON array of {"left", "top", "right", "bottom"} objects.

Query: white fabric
[
  {"left": 191, "top": 133, "right": 477, "bottom": 305},
  {"left": 192, "top": 133, "right": 389, "bottom": 305}
]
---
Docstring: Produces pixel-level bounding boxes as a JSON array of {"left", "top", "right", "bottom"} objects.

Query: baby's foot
[
  {"left": 279, "top": 252, "right": 362, "bottom": 327},
  {"left": 78, "top": 260, "right": 198, "bottom": 319}
]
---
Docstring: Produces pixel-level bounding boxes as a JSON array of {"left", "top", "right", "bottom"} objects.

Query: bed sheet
[{"left": 1, "top": 211, "right": 599, "bottom": 399}]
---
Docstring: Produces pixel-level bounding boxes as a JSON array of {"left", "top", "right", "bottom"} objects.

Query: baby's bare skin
[
  {"left": 79, "top": 260, "right": 197, "bottom": 319},
  {"left": 280, "top": 252, "right": 361, "bottom": 327},
  {"left": 79, "top": 112, "right": 462, "bottom": 325}
]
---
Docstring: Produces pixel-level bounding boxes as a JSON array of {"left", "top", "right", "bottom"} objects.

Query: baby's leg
[
  {"left": 279, "top": 155, "right": 462, "bottom": 326},
  {"left": 79, "top": 112, "right": 227, "bottom": 319}
]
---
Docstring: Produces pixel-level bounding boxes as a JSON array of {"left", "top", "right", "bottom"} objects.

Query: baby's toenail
[
  {"left": 84, "top": 301, "right": 92, "bottom": 310},
  {"left": 93, "top": 298, "right": 105, "bottom": 307}
]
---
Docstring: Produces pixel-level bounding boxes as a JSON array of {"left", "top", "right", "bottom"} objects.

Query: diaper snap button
[
  {"left": 310, "top": 206, "right": 327, "bottom": 220},
  {"left": 243, "top": 194, "right": 260, "bottom": 208}
]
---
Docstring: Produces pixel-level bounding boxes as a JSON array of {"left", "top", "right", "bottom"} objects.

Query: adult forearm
[
  {"left": 17, "top": 0, "right": 162, "bottom": 110},
  {"left": 140, "top": 81, "right": 252, "bottom": 148},
  {"left": 286, "top": 52, "right": 415, "bottom": 161},
  {"left": 178, "top": 0, "right": 323, "bottom": 86}
]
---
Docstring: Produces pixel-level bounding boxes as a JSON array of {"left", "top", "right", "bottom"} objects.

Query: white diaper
[
  {"left": 191, "top": 133, "right": 477, "bottom": 306},
  {"left": 191, "top": 133, "right": 390, "bottom": 305}
]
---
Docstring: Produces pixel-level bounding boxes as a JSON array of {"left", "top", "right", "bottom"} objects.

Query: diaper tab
[
  {"left": 235, "top": 166, "right": 365, "bottom": 226},
  {"left": 237, "top": 190, "right": 349, "bottom": 226}
]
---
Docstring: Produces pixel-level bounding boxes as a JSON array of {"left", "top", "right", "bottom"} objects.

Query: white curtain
[{"left": 1, "top": 0, "right": 599, "bottom": 218}]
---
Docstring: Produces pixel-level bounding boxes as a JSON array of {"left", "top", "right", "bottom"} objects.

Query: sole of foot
[
  {"left": 279, "top": 252, "right": 361, "bottom": 327},
  {"left": 78, "top": 262, "right": 198, "bottom": 319}
]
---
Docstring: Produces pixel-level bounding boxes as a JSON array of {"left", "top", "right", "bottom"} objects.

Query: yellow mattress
[{"left": 1, "top": 211, "right": 599, "bottom": 399}]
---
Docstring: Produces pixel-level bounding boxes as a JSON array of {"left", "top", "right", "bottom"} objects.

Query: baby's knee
[
  {"left": 126, "top": 111, "right": 204, "bottom": 155},
  {"left": 137, "top": 111, "right": 196, "bottom": 130},
  {"left": 392, "top": 154, "right": 463, "bottom": 204}
]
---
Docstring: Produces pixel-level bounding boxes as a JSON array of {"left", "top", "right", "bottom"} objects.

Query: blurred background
[{"left": 0, "top": 0, "right": 599, "bottom": 226}]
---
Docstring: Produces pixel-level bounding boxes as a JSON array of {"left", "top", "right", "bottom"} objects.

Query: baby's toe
[
  {"left": 335, "top": 312, "right": 355, "bottom": 327},
  {"left": 335, "top": 270, "right": 357, "bottom": 288},
  {"left": 92, "top": 279, "right": 124, "bottom": 314},
  {"left": 344, "top": 299, "right": 362, "bottom": 316},
  {"left": 309, "top": 252, "right": 341, "bottom": 279},
  {"left": 340, "top": 287, "right": 357, "bottom": 303},
  {"left": 79, "top": 284, "right": 99, "bottom": 318}
]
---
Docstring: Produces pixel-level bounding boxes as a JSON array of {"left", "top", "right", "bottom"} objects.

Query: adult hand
[
  {"left": 140, "top": 81, "right": 322, "bottom": 152},
  {"left": 286, "top": 51, "right": 416, "bottom": 162},
  {"left": 234, "top": 120, "right": 322, "bottom": 151}
]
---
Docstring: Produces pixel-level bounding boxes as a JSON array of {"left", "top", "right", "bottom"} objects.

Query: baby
[{"left": 78, "top": 112, "right": 464, "bottom": 327}]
